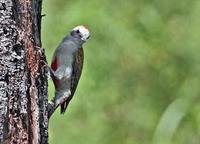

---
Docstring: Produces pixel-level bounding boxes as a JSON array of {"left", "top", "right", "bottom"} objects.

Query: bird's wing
[
  {"left": 61, "top": 48, "right": 84, "bottom": 113},
  {"left": 51, "top": 56, "right": 60, "bottom": 88}
]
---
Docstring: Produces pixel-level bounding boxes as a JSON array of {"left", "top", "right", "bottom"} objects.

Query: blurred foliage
[{"left": 42, "top": 0, "right": 200, "bottom": 143}]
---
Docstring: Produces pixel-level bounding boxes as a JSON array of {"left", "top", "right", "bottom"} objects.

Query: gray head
[{"left": 70, "top": 25, "right": 90, "bottom": 43}]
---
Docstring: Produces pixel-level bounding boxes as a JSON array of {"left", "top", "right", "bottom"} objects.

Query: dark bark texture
[{"left": 0, "top": 0, "right": 48, "bottom": 143}]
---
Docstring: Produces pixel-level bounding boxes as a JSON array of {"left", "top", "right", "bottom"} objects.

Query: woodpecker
[{"left": 48, "top": 25, "right": 90, "bottom": 117}]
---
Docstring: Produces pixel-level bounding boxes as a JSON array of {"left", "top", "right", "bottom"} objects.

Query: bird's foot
[
  {"left": 40, "top": 60, "right": 52, "bottom": 79},
  {"left": 48, "top": 101, "right": 56, "bottom": 118}
]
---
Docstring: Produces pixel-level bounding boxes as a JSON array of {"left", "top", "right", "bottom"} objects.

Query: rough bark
[{"left": 0, "top": 0, "right": 48, "bottom": 143}]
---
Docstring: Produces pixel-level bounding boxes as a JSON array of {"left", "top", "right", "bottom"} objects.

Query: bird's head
[{"left": 71, "top": 25, "right": 90, "bottom": 42}]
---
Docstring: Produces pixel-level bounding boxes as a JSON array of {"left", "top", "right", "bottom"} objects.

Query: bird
[{"left": 48, "top": 25, "right": 90, "bottom": 117}]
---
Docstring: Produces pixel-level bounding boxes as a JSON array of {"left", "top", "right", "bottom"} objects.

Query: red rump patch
[
  {"left": 51, "top": 56, "right": 59, "bottom": 71},
  {"left": 51, "top": 56, "right": 60, "bottom": 88}
]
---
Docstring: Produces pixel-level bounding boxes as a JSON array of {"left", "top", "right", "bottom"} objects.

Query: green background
[{"left": 42, "top": 0, "right": 200, "bottom": 144}]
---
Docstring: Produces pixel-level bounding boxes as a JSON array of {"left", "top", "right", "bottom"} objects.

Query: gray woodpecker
[{"left": 48, "top": 25, "right": 90, "bottom": 117}]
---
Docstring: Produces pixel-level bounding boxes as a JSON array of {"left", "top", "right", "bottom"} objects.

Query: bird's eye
[{"left": 76, "top": 30, "right": 80, "bottom": 33}]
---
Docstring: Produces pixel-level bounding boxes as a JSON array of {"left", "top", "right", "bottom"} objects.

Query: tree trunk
[{"left": 0, "top": 0, "right": 48, "bottom": 143}]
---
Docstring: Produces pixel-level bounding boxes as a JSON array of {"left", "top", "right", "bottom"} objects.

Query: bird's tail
[{"left": 60, "top": 99, "right": 71, "bottom": 114}]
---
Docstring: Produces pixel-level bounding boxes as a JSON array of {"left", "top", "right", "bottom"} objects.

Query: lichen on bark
[{"left": 0, "top": 0, "right": 48, "bottom": 143}]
